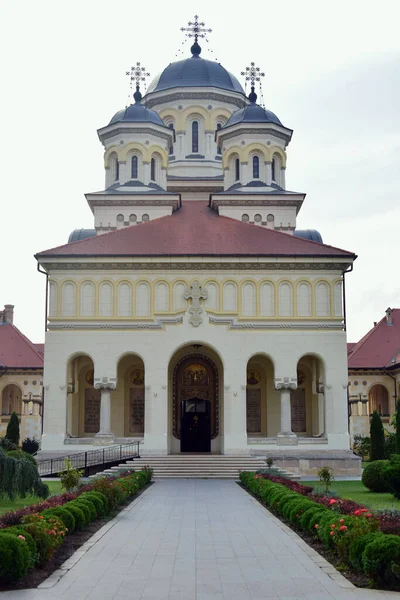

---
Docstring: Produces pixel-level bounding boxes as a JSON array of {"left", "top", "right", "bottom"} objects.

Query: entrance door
[{"left": 181, "top": 397, "right": 211, "bottom": 452}]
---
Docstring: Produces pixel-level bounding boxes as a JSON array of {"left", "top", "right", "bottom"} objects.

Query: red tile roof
[
  {"left": 0, "top": 324, "right": 44, "bottom": 369},
  {"left": 36, "top": 202, "right": 355, "bottom": 259},
  {"left": 348, "top": 309, "right": 400, "bottom": 369}
]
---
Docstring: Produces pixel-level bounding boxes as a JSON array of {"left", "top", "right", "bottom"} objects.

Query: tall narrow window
[
  {"left": 216, "top": 123, "right": 222, "bottom": 155},
  {"left": 151, "top": 158, "right": 156, "bottom": 181},
  {"left": 235, "top": 158, "right": 240, "bottom": 182},
  {"left": 271, "top": 158, "right": 276, "bottom": 182},
  {"left": 168, "top": 124, "right": 174, "bottom": 155},
  {"left": 253, "top": 155, "right": 259, "bottom": 179},
  {"left": 131, "top": 156, "right": 138, "bottom": 179},
  {"left": 192, "top": 121, "right": 198, "bottom": 153},
  {"left": 115, "top": 157, "right": 119, "bottom": 181}
]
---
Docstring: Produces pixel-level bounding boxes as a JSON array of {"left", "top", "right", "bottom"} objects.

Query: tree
[
  {"left": 395, "top": 399, "right": 400, "bottom": 454},
  {"left": 6, "top": 412, "right": 20, "bottom": 446},
  {"left": 370, "top": 410, "right": 385, "bottom": 461},
  {"left": 353, "top": 434, "right": 371, "bottom": 460},
  {"left": 0, "top": 449, "right": 49, "bottom": 501}
]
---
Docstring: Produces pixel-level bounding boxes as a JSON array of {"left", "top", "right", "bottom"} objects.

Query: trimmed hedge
[
  {"left": 240, "top": 471, "right": 400, "bottom": 589},
  {"left": 42, "top": 507, "right": 76, "bottom": 534},
  {"left": 0, "top": 534, "right": 30, "bottom": 583},
  {"left": 63, "top": 503, "right": 85, "bottom": 530},
  {"left": 362, "top": 460, "right": 390, "bottom": 493}
]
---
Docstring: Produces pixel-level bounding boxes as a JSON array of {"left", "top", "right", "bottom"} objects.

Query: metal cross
[
  {"left": 181, "top": 15, "right": 212, "bottom": 43},
  {"left": 184, "top": 281, "right": 208, "bottom": 327},
  {"left": 126, "top": 62, "right": 150, "bottom": 91},
  {"left": 241, "top": 62, "right": 265, "bottom": 86}
]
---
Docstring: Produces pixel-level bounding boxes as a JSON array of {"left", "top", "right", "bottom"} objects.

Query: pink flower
[
  {"left": 339, "top": 525, "right": 347, "bottom": 531},
  {"left": 366, "top": 513, "right": 372, "bottom": 518},
  {"left": 314, "top": 524, "right": 319, "bottom": 529},
  {"left": 329, "top": 499, "right": 337, "bottom": 505},
  {"left": 330, "top": 531, "right": 335, "bottom": 536},
  {"left": 18, "top": 535, "right": 26, "bottom": 541},
  {"left": 354, "top": 510, "right": 361, "bottom": 516},
  {"left": 339, "top": 519, "right": 345, "bottom": 523},
  {"left": 330, "top": 524, "right": 336, "bottom": 529}
]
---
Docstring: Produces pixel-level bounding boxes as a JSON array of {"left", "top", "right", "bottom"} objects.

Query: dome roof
[
  {"left": 109, "top": 95, "right": 166, "bottom": 127},
  {"left": 146, "top": 56, "right": 244, "bottom": 95},
  {"left": 224, "top": 102, "right": 282, "bottom": 128}
]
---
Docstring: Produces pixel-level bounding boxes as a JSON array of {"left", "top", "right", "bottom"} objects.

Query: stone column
[
  {"left": 317, "top": 380, "right": 325, "bottom": 435},
  {"left": 143, "top": 364, "right": 168, "bottom": 455},
  {"left": 143, "top": 161, "right": 150, "bottom": 185},
  {"left": 275, "top": 378, "right": 298, "bottom": 445},
  {"left": 118, "top": 161, "right": 127, "bottom": 184},
  {"left": 281, "top": 167, "right": 286, "bottom": 189},
  {"left": 94, "top": 383, "right": 115, "bottom": 445},
  {"left": 265, "top": 161, "right": 272, "bottom": 184},
  {"left": 223, "top": 370, "right": 248, "bottom": 455}
]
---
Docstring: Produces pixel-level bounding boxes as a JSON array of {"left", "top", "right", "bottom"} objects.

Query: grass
[
  {"left": 307, "top": 480, "right": 399, "bottom": 511},
  {"left": 0, "top": 481, "right": 62, "bottom": 515}
]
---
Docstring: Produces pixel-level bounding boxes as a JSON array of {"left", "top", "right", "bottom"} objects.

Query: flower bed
[
  {"left": 0, "top": 468, "right": 152, "bottom": 585},
  {"left": 240, "top": 472, "right": 400, "bottom": 590}
]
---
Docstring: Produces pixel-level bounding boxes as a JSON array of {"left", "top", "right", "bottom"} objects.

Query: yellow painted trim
[
  {"left": 239, "top": 279, "right": 258, "bottom": 318},
  {"left": 148, "top": 146, "right": 169, "bottom": 169},
  {"left": 211, "top": 107, "right": 231, "bottom": 128},
  {"left": 243, "top": 143, "right": 269, "bottom": 163},
  {"left": 48, "top": 279, "right": 59, "bottom": 318},
  {"left": 222, "top": 146, "right": 246, "bottom": 169},
  {"left": 119, "top": 142, "right": 147, "bottom": 162},
  {"left": 134, "top": 280, "right": 152, "bottom": 318},
  {"left": 152, "top": 279, "right": 171, "bottom": 314},
  {"left": 203, "top": 278, "right": 221, "bottom": 312},
  {"left": 270, "top": 146, "right": 287, "bottom": 168},
  {"left": 104, "top": 146, "right": 121, "bottom": 167},
  {"left": 60, "top": 280, "right": 77, "bottom": 318},
  {"left": 171, "top": 279, "right": 189, "bottom": 312},
  {"left": 180, "top": 105, "right": 211, "bottom": 130},
  {"left": 96, "top": 279, "right": 116, "bottom": 318},
  {"left": 115, "top": 280, "right": 134, "bottom": 318},
  {"left": 221, "top": 279, "right": 239, "bottom": 314},
  {"left": 158, "top": 108, "right": 179, "bottom": 126},
  {"left": 277, "top": 280, "right": 294, "bottom": 318},
  {"left": 77, "top": 279, "right": 97, "bottom": 318},
  {"left": 258, "top": 279, "right": 276, "bottom": 318},
  {"left": 294, "top": 279, "right": 313, "bottom": 318},
  {"left": 314, "top": 279, "right": 332, "bottom": 318}
]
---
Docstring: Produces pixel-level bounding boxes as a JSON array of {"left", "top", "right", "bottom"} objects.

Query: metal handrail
[{"left": 37, "top": 441, "right": 141, "bottom": 477}]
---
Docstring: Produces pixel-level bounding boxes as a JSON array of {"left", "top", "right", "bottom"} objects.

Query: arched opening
[
  {"left": 369, "top": 384, "right": 389, "bottom": 416},
  {"left": 271, "top": 157, "right": 276, "bottom": 182},
  {"left": 192, "top": 120, "right": 199, "bottom": 153},
  {"left": 216, "top": 123, "right": 222, "bottom": 155},
  {"left": 246, "top": 355, "right": 275, "bottom": 437},
  {"left": 131, "top": 155, "right": 138, "bottom": 179},
  {"left": 168, "top": 344, "right": 223, "bottom": 453},
  {"left": 1, "top": 384, "right": 22, "bottom": 415},
  {"left": 252, "top": 155, "right": 260, "bottom": 179},
  {"left": 150, "top": 157, "right": 156, "bottom": 182},
  {"left": 235, "top": 157, "right": 240, "bottom": 182},
  {"left": 168, "top": 123, "right": 174, "bottom": 155},
  {"left": 116, "top": 354, "right": 145, "bottom": 438},
  {"left": 292, "top": 355, "right": 325, "bottom": 437},
  {"left": 114, "top": 156, "right": 119, "bottom": 181},
  {"left": 66, "top": 354, "right": 100, "bottom": 438}
]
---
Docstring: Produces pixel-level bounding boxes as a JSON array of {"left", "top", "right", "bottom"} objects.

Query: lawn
[
  {"left": 0, "top": 481, "right": 62, "bottom": 515},
  {"left": 307, "top": 480, "right": 399, "bottom": 511}
]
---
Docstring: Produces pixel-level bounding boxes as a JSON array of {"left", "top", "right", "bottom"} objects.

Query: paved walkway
[{"left": 1, "top": 479, "right": 399, "bottom": 600}]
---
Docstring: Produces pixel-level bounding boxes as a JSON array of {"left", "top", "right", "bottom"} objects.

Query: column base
[
  {"left": 277, "top": 433, "right": 298, "bottom": 446},
  {"left": 93, "top": 432, "right": 115, "bottom": 446}
]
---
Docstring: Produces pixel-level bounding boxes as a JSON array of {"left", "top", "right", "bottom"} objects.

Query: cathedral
[{"left": 35, "top": 19, "right": 360, "bottom": 475}]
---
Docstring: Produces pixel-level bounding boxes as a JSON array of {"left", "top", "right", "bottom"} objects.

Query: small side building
[
  {"left": 0, "top": 304, "right": 44, "bottom": 441},
  {"left": 348, "top": 307, "right": 400, "bottom": 442}
]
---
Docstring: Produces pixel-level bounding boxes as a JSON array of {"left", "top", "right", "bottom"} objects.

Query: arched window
[
  {"left": 253, "top": 155, "right": 260, "bottom": 179},
  {"left": 115, "top": 157, "right": 119, "bottom": 181},
  {"left": 131, "top": 156, "right": 138, "bottom": 179},
  {"left": 192, "top": 121, "right": 199, "bottom": 153},
  {"left": 168, "top": 124, "right": 174, "bottom": 155},
  {"left": 216, "top": 123, "right": 222, "bottom": 155},
  {"left": 271, "top": 158, "right": 276, "bottom": 182},
  {"left": 235, "top": 158, "right": 240, "bottom": 182},
  {"left": 151, "top": 158, "right": 156, "bottom": 182}
]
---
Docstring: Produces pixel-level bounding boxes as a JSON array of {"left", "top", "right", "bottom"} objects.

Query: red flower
[
  {"left": 339, "top": 519, "right": 345, "bottom": 523},
  {"left": 329, "top": 499, "right": 337, "bottom": 505},
  {"left": 330, "top": 531, "right": 335, "bottom": 536},
  {"left": 354, "top": 510, "right": 361, "bottom": 516},
  {"left": 330, "top": 524, "right": 336, "bottom": 529},
  {"left": 339, "top": 525, "right": 348, "bottom": 531},
  {"left": 314, "top": 524, "right": 319, "bottom": 529}
]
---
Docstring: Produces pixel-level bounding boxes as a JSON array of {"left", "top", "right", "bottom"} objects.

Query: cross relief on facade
[{"left": 184, "top": 281, "right": 208, "bottom": 327}]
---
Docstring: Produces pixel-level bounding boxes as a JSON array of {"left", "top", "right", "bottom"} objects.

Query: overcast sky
[{"left": 1, "top": 0, "right": 399, "bottom": 344}]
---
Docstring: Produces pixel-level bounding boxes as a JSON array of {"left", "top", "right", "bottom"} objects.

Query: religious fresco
[
  {"left": 182, "top": 364, "right": 209, "bottom": 386},
  {"left": 85, "top": 369, "right": 94, "bottom": 387},
  {"left": 130, "top": 369, "right": 144, "bottom": 386},
  {"left": 297, "top": 370, "right": 305, "bottom": 386},
  {"left": 247, "top": 370, "right": 260, "bottom": 385}
]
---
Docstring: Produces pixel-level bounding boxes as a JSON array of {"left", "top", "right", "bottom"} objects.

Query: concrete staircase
[{"left": 97, "top": 454, "right": 297, "bottom": 480}]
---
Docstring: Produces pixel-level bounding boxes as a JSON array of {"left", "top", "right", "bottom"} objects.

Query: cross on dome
[
  {"left": 241, "top": 62, "right": 265, "bottom": 103},
  {"left": 181, "top": 15, "right": 212, "bottom": 56},
  {"left": 126, "top": 62, "right": 151, "bottom": 102}
]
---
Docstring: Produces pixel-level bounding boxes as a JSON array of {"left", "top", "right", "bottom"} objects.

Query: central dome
[{"left": 146, "top": 56, "right": 245, "bottom": 95}]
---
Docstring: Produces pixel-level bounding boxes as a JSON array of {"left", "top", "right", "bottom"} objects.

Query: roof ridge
[
  {"left": 349, "top": 315, "right": 387, "bottom": 358},
  {"left": 9, "top": 324, "right": 44, "bottom": 363}
]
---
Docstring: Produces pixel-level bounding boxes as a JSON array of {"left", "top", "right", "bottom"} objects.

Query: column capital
[
  {"left": 94, "top": 377, "right": 116, "bottom": 390},
  {"left": 274, "top": 377, "right": 297, "bottom": 391}
]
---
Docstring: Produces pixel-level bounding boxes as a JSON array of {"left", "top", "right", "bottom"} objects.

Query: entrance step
[{"left": 91, "top": 455, "right": 299, "bottom": 480}]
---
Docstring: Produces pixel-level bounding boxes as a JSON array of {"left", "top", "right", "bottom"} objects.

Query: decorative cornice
[
  {"left": 220, "top": 127, "right": 291, "bottom": 143},
  {"left": 87, "top": 198, "right": 179, "bottom": 210},
  {"left": 211, "top": 198, "right": 303, "bottom": 208},
  {"left": 40, "top": 261, "right": 350, "bottom": 271},
  {"left": 208, "top": 316, "right": 344, "bottom": 330},
  {"left": 99, "top": 127, "right": 172, "bottom": 143},
  {"left": 48, "top": 316, "right": 183, "bottom": 330},
  {"left": 145, "top": 91, "right": 245, "bottom": 109}
]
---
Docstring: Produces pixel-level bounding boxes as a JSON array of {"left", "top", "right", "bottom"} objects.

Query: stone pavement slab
[{"left": 0, "top": 479, "right": 399, "bottom": 599}]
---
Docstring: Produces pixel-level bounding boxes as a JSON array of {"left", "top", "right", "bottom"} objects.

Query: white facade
[{"left": 36, "top": 44, "right": 359, "bottom": 474}]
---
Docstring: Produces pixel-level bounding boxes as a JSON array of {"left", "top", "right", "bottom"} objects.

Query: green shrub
[
  {"left": 308, "top": 508, "right": 331, "bottom": 534},
  {"left": 317, "top": 466, "right": 335, "bottom": 495},
  {"left": 21, "top": 437, "right": 40, "bottom": 455},
  {"left": 0, "top": 527, "right": 37, "bottom": 567},
  {"left": 288, "top": 499, "right": 316, "bottom": 526},
  {"left": 74, "top": 498, "right": 96, "bottom": 522},
  {"left": 59, "top": 459, "right": 83, "bottom": 492},
  {"left": 91, "top": 477, "right": 125, "bottom": 510},
  {"left": 69, "top": 500, "right": 91, "bottom": 525},
  {"left": 63, "top": 503, "right": 85, "bottom": 530},
  {"left": 86, "top": 490, "right": 109, "bottom": 514},
  {"left": 0, "top": 533, "right": 30, "bottom": 583},
  {"left": 22, "top": 514, "right": 65, "bottom": 566},
  {"left": 79, "top": 493, "right": 104, "bottom": 518},
  {"left": 362, "top": 534, "right": 400, "bottom": 583},
  {"left": 42, "top": 507, "right": 75, "bottom": 533},
  {"left": 370, "top": 410, "right": 385, "bottom": 461},
  {"left": 6, "top": 412, "right": 20, "bottom": 446},
  {"left": 382, "top": 454, "right": 400, "bottom": 499},
  {"left": 281, "top": 496, "right": 302, "bottom": 520},
  {"left": 384, "top": 431, "right": 397, "bottom": 459},
  {"left": 0, "top": 448, "right": 49, "bottom": 501},
  {"left": 348, "top": 532, "right": 384, "bottom": 571},
  {"left": 353, "top": 434, "right": 371, "bottom": 460},
  {"left": 299, "top": 506, "right": 328, "bottom": 532},
  {"left": 6, "top": 450, "right": 37, "bottom": 465},
  {"left": 362, "top": 460, "right": 390, "bottom": 492}
]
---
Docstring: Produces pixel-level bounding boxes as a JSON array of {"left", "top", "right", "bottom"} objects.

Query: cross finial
[
  {"left": 241, "top": 62, "right": 265, "bottom": 104},
  {"left": 126, "top": 62, "right": 150, "bottom": 102},
  {"left": 181, "top": 15, "right": 212, "bottom": 56}
]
